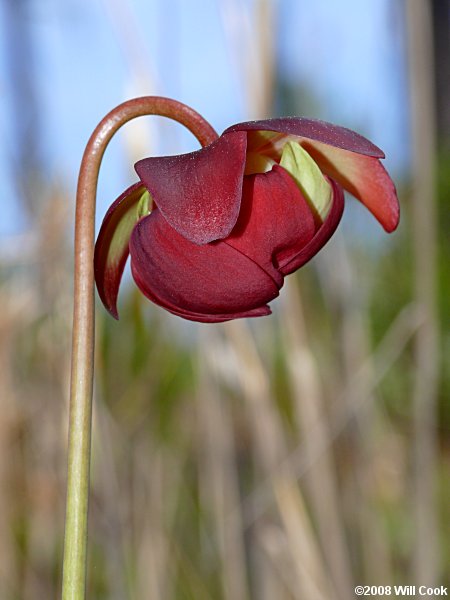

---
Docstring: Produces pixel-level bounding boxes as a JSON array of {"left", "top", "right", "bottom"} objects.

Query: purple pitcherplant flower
[{"left": 94, "top": 117, "right": 399, "bottom": 323}]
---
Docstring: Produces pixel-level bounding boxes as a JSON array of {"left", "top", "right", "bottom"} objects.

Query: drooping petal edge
[
  {"left": 94, "top": 182, "right": 151, "bottom": 319},
  {"left": 135, "top": 131, "right": 248, "bottom": 244},
  {"left": 300, "top": 140, "right": 399, "bottom": 232},
  {"left": 224, "top": 117, "right": 385, "bottom": 158}
]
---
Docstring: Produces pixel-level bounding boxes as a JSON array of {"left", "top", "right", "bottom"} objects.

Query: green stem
[{"left": 62, "top": 97, "right": 218, "bottom": 599}]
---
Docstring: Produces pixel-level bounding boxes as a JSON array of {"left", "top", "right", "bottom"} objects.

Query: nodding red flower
[{"left": 94, "top": 117, "right": 399, "bottom": 323}]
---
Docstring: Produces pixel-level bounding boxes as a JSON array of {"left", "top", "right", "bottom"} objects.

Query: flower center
[{"left": 244, "top": 135, "right": 332, "bottom": 222}]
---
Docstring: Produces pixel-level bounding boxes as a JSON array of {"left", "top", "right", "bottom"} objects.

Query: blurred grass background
[{"left": 0, "top": 0, "right": 449, "bottom": 598}]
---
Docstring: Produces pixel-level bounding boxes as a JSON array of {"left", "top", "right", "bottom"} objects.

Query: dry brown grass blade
[
  {"left": 256, "top": 521, "right": 305, "bottom": 600},
  {"left": 0, "top": 296, "right": 24, "bottom": 598},
  {"left": 281, "top": 275, "right": 355, "bottom": 599},
  {"left": 197, "top": 330, "right": 250, "bottom": 600},
  {"left": 218, "top": 0, "right": 276, "bottom": 118},
  {"left": 406, "top": 0, "right": 440, "bottom": 588},
  {"left": 93, "top": 387, "right": 187, "bottom": 599},
  {"left": 223, "top": 320, "right": 334, "bottom": 600},
  {"left": 133, "top": 443, "right": 181, "bottom": 600},
  {"left": 91, "top": 401, "right": 137, "bottom": 599},
  {"left": 317, "top": 238, "right": 395, "bottom": 586},
  {"left": 101, "top": 0, "right": 160, "bottom": 161}
]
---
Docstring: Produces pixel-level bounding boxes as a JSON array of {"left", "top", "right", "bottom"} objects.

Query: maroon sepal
[
  {"left": 94, "top": 182, "right": 149, "bottom": 319},
  {"left": 135, "top": 131, "right": 248, "bottom": 245},
  {"left": 129, "top": 208, "right": 280, "bottom": 323}
]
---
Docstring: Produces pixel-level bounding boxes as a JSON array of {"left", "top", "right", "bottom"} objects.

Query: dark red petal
[
  {"left": 224, "top": 117, "right": 385, "bottom": 158},
  {"left": 131, "top": 264, "right": 271, "bottom": 323},
  {"left": 300, "top": 140, "right": 399, "bottom": 232},
  {"left": 280, "top": 178, "right": 345, "bottom": 275},
  {"left": 94, "top": 182, "right": 149, "bottom": 319},
  {"left": 129, "top": 209, "right": 279, "bottom": 323},
  {"left": 134, "top": 131, "right": 247, "bottom": 245},
  {"left": 225, "top": 165, "right": 316, "bottom": 285},
  {"left": 224, "top": 119, "right": 399, "bottom": 232}
]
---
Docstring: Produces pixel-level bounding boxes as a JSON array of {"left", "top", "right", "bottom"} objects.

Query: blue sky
[{"left": 0, "top": 0, "right": 409, "bottom": 239}]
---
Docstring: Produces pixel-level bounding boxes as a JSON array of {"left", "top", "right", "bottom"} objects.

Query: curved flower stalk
[
  {"left": 95, "top": 115, "right": 399, "bottom": 323},
  {"left": 63, "top": 97, "right": 217, "bottom": 600}
]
